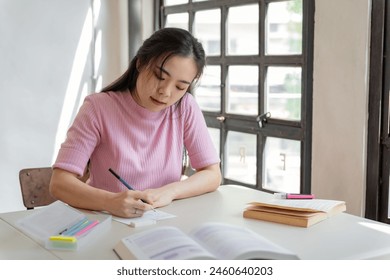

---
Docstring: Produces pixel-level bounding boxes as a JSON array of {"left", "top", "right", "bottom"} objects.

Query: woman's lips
[{"left": 150, "top": 97, "right": 166, "bottom": 106}]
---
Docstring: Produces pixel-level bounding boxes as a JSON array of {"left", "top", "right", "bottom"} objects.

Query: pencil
[
  {"left": 108, "top": 168, "right": 156, "bottom": 212},
  {"left": 108, "top": 168, "right": 135, "bottom": 190}
]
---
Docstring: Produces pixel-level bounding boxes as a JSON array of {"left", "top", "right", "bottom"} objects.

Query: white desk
[
  {"left": 0, "top": 218, "right": 58, "bottom": 259},
  {"left": 1, "top": 184, "right": 390, "bottom": 259}
]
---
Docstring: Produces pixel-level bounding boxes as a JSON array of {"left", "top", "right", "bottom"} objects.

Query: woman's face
[{"left": 134, "top": 55, "right": 198, "bottom": 112}]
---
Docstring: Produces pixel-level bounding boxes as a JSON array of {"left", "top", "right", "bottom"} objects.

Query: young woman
[{"left": 50, "top": 28, "right": 221, "bottom": 218}]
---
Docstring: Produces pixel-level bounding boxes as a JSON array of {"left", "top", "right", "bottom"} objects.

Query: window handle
[
  {"left": 216, "top": 116, "right": 225, "bottom": 123},
  {"left": 256, "top": 112, "right": 271, "bottom": 128}
]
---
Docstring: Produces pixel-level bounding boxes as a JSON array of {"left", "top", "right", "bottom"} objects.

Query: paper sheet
[{"left": 113, "top": 209, "right": 176, "bottom": 227}]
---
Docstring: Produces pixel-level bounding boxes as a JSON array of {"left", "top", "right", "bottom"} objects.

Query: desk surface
[
  {"left": 1, "top": 184, "right": 390, "bottom": 260},
  {"left": 0, "top": 218, "right": 58, "bottom": 259}
]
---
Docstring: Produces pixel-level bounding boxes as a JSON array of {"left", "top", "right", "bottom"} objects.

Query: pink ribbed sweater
[{"left": 53, "top": 91, "right": 219, "bottom": 192}]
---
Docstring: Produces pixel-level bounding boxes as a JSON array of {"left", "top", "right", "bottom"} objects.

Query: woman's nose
[{"left": 159, "top": 81, "right": 172, "bottom": 97}]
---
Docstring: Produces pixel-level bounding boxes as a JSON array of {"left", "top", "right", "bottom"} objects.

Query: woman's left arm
[{"left": 143, "top": 163, "right": 221, "bottom": 208}]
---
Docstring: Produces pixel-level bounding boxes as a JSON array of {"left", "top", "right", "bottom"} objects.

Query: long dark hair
[{"left": 101, "top": 28, "right": 206, "bottom": 93}]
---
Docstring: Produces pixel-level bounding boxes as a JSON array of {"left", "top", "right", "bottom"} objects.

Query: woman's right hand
[
  {"left": 50, "top": 168, "right": 154, "bottom": 218},
  {"left": 105, "top": 190, "right": 153, "bottom": 218}
]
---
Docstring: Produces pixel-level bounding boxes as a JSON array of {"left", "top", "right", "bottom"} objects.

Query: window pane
[
  {"left": 193, "top": 9, "right": 221, "bottom": 56},
  {"left": 165, "top": 0, "right": 188, "bottom": 5},
  {"left": 195, "top": 65, "right": 221, "bottom": 112},
  {"left": 165, "top": 13, "right": 189, "bottom": 30},
  {"left": 266, "top": 0, "right": 302, "bottom": 55},
  {"left": 208, "top": 127, "right": 220, "bottom": 155},
  {"left": 226, "top": 132, "right": 256, "bottom": 185},
  {"left": 265, "top": 66, "right": 301, "bottom": 120},
  {"left": 263, "top": 137, "right": 300, "bottom": 193},
  {"left": 227, "top": 4, "right": 259, "bottom": 55},
  {"left": 227, "top": 65, "right": 258, "bottom": 115}
]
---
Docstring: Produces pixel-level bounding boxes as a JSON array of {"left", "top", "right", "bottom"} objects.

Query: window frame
[
  {"left": 366, "top": 0, "right": 390, "bottom": 223},
  {"left": 158, "top": 0, "right": 314, "bottom": 193}
]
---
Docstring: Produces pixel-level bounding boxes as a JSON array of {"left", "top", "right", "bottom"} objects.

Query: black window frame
[{"left": 366, "top": 0, "right": 390, "bottom": 223}]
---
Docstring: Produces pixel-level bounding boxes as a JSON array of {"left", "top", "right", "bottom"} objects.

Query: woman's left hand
[
  {"left": 142, "top": 184, "right": 177, "bottom": 208},
  {"left": 142, "top": 163, "right": 221, "bottom": 208}
]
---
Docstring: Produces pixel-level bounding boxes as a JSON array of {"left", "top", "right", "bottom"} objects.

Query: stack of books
[{"left": 243, "top": 198, "right": 346, "bottom": 227}]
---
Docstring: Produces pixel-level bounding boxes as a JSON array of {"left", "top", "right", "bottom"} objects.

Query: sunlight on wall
[
  {"left": 52, "top": 0, "right": 102, "bottom": 162},
  {"left": 94, "top": 29, "right": 103, "bottom": 91},
  {"left": 93, "top": 0, "right": 103, "bottom": 91}
]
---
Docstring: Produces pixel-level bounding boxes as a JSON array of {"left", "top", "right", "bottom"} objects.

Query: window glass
[
  {"left": 227, "top": 4, "right": 259, "bottom": 55},
  {"left": 226, "top": 132, "right": 256, "bottom": 185},
  {"left": 165, "top": 13, "right": 189, "bottom": 30},
  {"left": 227, "top": 65, "right": 258, "bottom": 115},
  {"left": 195, "top": 65, "right": 221, "bottom": 112},
  {"left": 266, "top": 0, "right": 302, "bottom": 55},
  {"left": 193, "top": 9, "right": 221, "bottom": 56},
  {"left": 165, "top": 0, "right": 188, "bottom": 5},
  {"left": 265, "top": 66, "right": 301, "bottom": 120},
  {"left": 208, "top": 127, "right": 220, "bottom": 155},
  {"left": 263, "top": 137, "right": 300, "bottom": 193}
]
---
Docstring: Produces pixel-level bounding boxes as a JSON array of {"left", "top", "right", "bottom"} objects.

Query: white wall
[
  {"left": 312, "top": 0, "right": 371, "bottom": 216},
  {"left": 0, "top": 0, "right": 129, "bottom": 213}
]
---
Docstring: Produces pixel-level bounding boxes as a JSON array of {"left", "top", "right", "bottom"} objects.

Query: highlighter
[
  {"left": 49, "top": 235, "right": 77, "bottom": 243},
  {"left": 274, "top": 193, "right": 315, "bottom": 199}
]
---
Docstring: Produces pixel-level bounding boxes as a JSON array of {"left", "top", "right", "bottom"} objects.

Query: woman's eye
[
  {"left": 155, "top": 73, "right": 164, "bottom": 80},
  {"left": 176, "top": 86, "right": 185, "bottom": 91}
]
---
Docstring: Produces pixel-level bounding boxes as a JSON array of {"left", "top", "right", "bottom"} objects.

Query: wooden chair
[
  {"left": 19, "top": 167, "right": 56, "bottom": 210},
  {"left": 19, "top": 163, "right": 90, "bottom": 210}
]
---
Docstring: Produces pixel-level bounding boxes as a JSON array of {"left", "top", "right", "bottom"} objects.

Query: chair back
[{"left": 19, "top": 167, "right": 57, "bottom": 210}]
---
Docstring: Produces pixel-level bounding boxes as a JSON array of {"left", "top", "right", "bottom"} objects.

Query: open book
[
  {"left": 243, "top": 199, "right": 346, "bottom": 227},
  {"left": 114, "top": 222, "right": 299, "bottom": 260}
]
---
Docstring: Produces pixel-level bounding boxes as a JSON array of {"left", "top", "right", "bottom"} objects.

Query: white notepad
[{"left": 113, "top": 209, "right": 176, "bottom": 227}]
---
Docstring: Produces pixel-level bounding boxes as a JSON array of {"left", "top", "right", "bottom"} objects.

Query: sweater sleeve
[
  {"left": 53, "top": 95, "right": 101, "bottom": 176},
  {"left": 183, "top": 94, "right": 220, "bottom": 170}
]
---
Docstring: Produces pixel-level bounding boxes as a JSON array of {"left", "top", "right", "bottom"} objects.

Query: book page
[
  {"left": 248, "top": 206, "right": 321, "bottom": 217},
  {"left": 190, "top": 222, "right": 298, "bottom": 260},
  {"left": 119, "top": 226, "right": 214, "bottom": 260},
  {"left": 250, "top": 199, "right": 345, "bottom": 213}
]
